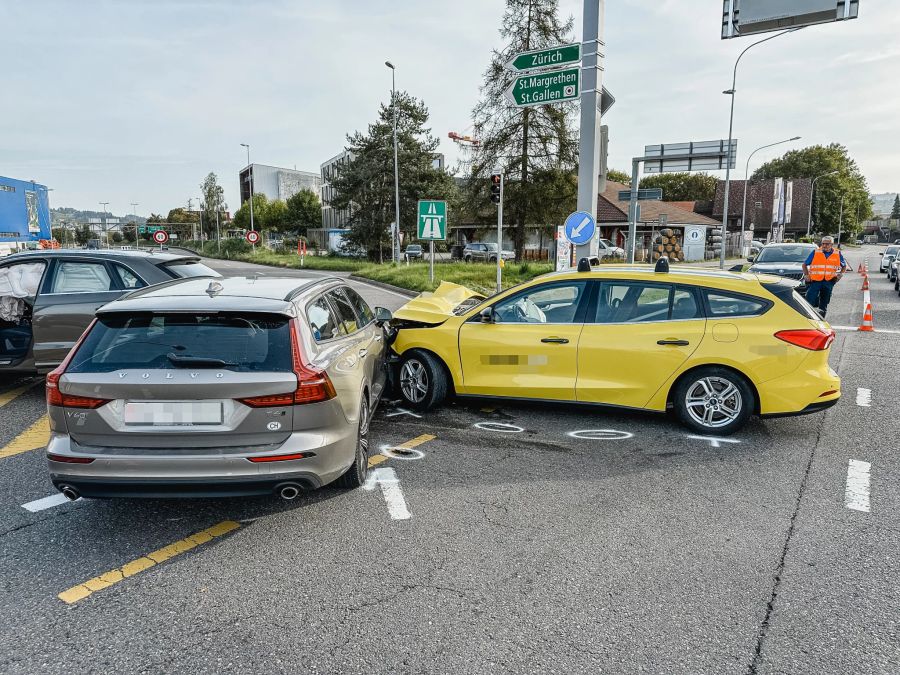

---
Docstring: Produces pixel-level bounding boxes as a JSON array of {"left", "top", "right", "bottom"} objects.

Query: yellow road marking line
[
  {"left": 0, "top": 415, "right": 50, "bottom": 459},
  {"left": 0, "top": 380, "right": 40, "bottom": 408},
  {"left": 368, "top": 433, "right": 435, "bottom": 467},
  {"left": 58, "top": 521, "right": 240, "bottom": 604}
]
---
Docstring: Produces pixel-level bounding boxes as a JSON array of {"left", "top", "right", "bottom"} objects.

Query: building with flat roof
[
  {"left": 0, "top": 176, "right": 52, "bottom": 245},
  {"left": 870, "top": 193, "right": 898, "bottom": 218},
  {"left": 238, "top": 164, "right": 321, "bottom": 206},
  {"left": 320, "top": 151, "right": 354, "bottom": 230}
]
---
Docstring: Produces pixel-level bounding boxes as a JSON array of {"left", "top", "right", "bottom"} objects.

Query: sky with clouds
[{"left": 2, "top": 0, "right": 896, "bottom": 217}]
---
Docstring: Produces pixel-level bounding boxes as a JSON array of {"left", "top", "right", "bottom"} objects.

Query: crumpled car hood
[{"left": 392, "top": 281, "right": 486, "bottom": 325}]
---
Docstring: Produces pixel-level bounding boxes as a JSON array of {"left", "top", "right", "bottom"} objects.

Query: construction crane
[
  {"left": 449, "top": 129, "right": 480, "bottom": 173},
  {"left": 448, "top": 131, "right": 480, "bottom": 147}
]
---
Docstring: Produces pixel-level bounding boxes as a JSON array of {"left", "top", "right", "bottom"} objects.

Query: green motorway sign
[
  {"left": 505, "top": 67, "right": 580, "bottom": 108},
  {"left": 505, "top": 43, "right": 580, "bottom": 73},
  {"left": 417, "top": 200, "right": 447, "bottom": 241}
]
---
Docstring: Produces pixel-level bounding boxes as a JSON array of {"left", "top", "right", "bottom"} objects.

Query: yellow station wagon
[{"left": 387, "top": 260, "right": 840, "bottom": 435}]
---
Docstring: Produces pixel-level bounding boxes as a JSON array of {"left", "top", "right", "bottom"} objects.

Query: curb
[{"left": 348, "top": 275, "right": 419, "bottom": 298}]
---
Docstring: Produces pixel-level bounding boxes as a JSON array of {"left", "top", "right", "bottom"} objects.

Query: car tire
[
  {"left": 673, "top": 367, "right": 754, "bottom": 436},
  {"left": 464, "top": 255, "right": 472, "bottom": 264},
  {"left": 489, "top": 256, "right": 497, "bottom": 263},
  {"left": 398, "top": 350, "right": 448, "bottom": 411},
  {"left": 335, "top": 394, "right": 370, "bottom": 489}
]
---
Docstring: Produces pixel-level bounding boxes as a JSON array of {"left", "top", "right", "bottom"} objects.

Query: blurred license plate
[{"left": 123, "top": 401, "right": 223, "bottom": 426}]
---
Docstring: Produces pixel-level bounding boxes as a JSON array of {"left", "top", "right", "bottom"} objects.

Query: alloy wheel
[
  {"left": 684, "top": 376, "right": 743, "bottom": 429},
  {"left": 400, "top": 359, "right": 429, "bottom": 403}
]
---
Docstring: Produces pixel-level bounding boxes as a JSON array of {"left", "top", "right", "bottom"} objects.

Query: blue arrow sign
[{"left": 563, "top": 211, "right": 596, "bottom": 245}]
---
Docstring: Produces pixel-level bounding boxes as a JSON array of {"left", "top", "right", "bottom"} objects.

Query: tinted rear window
[
  {"left": 160, "top": 261, "right": 221, "bottom": 279},
  {"left": 68, "top": 313, "right": 292, "bottom": 373}
]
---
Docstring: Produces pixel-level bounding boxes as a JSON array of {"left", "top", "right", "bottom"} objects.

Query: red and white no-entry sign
[
  {"left": 152, "top": 230, "right": 169, "bottom": 244},
  {"left": 245, "top": 230, "right": 260, "bottom": 244}
]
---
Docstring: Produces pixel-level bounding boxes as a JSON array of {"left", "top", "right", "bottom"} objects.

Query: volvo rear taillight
[
  {"left": 238, "top": 320, "right": 336, "bottom": 408},
  {"left": 774, "top": 329, "right": 835, "bottom": 351},
  {"left": 46, "top": 320, "right": 111, "bottom": 409}
]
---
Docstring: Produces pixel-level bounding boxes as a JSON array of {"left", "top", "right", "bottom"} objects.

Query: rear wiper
[{"left": 166, "top": 353, "right": 236, "bottom": 368}]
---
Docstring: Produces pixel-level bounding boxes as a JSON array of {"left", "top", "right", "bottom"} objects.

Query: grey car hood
[{"left": 748, "top": 262, "right": 804, "bottom": 275}]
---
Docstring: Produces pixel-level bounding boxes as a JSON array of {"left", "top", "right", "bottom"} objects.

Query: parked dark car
[
  {"left": 0, "top": 249, "right": 220, "bottom": 375},
  {"left": 404, "top": 244, "right": 424, "bottom": 260},
  {"left": 462, "top": 243, "right": 515, "bottom": 263},
  {"left": 746, "top": 243, "right": 817, "bottom": 293}
]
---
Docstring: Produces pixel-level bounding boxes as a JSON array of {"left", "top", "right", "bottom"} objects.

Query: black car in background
[
  {"left": 0, "top": 249, "right": 220, "bottom": 376},
  {"left": 747, "top": 243, "right": 817, "bottom": 293}
]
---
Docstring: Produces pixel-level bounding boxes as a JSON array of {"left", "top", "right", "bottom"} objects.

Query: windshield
[
  {"left": 161, "top": 260, "right": 221, "bottom": 279},
  {"left": 483, "top": 243, "right": 498, "bottom": 251},
  {"left": 67, "top": 312, "right": 293, "bottom": 373},
  {"left": 885, "top": 246, "right": 900, "bottom": 256},
  {"left": 407, "top": 245, "right": 421, "bottom": 251},
  {"left": 599, "top": 239, "right": 613, "bottom": 247},
  {"left": 756, "top": 246, "right": 815, "bottom": 263}
]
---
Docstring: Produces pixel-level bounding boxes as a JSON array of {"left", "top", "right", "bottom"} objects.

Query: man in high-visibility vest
[{"left": 801, "top": 236, "right": 849, "bottom": 318}]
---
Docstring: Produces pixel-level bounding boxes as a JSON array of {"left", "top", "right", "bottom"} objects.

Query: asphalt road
[{"left": 0, "top": 246, "right": 897, "bottom": 673}]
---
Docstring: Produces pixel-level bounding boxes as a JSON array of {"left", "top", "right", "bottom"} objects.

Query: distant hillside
[{"left": 51, "top": 207, "right": 147, "bottom": 227}]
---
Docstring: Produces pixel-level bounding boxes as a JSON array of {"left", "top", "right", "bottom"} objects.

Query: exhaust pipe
[
  {"left": 59, "top": 485, "right": 80, "bottom": 501},
  {"left": 278, "top": 484, "right": 301, "bottom": 501}
]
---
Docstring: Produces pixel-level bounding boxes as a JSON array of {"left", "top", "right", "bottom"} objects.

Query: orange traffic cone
[
  {"left": 857, "top": 262, "right": 864, "bottom": 274},
  {"left": 861, "top": 275, "right": 869, "bottom": 291},
  {"left": 858, "top": 303, "right": 874, "bottom": 332}
]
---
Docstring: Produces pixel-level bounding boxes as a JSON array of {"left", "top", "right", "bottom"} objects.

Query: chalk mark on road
[
  {"left": 686, "top": 434, "right": 740, "bottom": 449},
  {"left": 474, "top": 422, "right": 524, "bottom": 433},
  {"left": 845, "top": 459, "right": 871, "bottom": 513},
  {"left": 568, "top": 429, "right": 633, "bottom": 440}
]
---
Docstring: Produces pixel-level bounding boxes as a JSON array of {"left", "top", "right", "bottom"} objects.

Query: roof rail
[
  {"left": 283, "top": 276, "right": 340, "bottom": 302},
  {"left": 117, "top": 276, "right": 200, "bottom": 301}
]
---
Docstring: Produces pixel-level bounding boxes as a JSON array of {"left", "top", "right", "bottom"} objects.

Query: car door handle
[
  {"left": 541, "top": 337, "right": 569, "bottom": 344},
  {"left": 373, "top": 334, "right": 382, "bottom": 342},
  {"left": 359, "top": 348, "right": 369, "bottom": 357},
  {"left": 657, "top": 339, "right": 690, "bottom": 346}
]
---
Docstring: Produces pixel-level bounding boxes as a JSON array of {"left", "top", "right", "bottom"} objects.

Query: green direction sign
[
  {"left": 417, "top": 200, "right": 447, "bottom": 241},
  {"left": 505, "top": 67, "right": 580, "bottom": 108},
  {"left": 505, "top": 43, "right": 580, "bottom": 73}
]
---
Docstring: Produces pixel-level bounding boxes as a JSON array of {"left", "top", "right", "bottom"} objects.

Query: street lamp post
[
  {"left": 807, "top": 170, "right": 839, "bottom": 237},
  {"left": 130, "top": 202, "right": 139, "bottom": 246},
  {"left": 386, "top": 61, "right": 400, "bottom": 264},
  {"left": 719, "top": 28, "right": 802, "bottom": 269},
  {"left": 240, "top": 143, "right": 255, "bottom": 248},
  {"left": 740, "top": 136, "right": 800, "bottom": 256},
  {"left": 99, "top": 201, "right": 109, "bottom": 248},
  {"left": 197, "top": 197, "right": 204, "bottom": 242}
]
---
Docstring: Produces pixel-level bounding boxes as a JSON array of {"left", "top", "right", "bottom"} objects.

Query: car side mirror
[
  {"left": 374, "top": 307, "right": 392, "bottom": 326},
  {"left": 747, "top": 255, "right": 755, "bottom": 262},
  {"left": 480, "top": 307, "right": 495, "bottom": 324},
  {"left": 879, "top": 252, "right": 884, "bottom": 256}
]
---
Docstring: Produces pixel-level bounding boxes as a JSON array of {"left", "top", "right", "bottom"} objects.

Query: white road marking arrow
[
  {"left": 363, "top": 467, "right": 411, "bottom": 520},
  {"left": 571, "top": 215, "right": 591, "bottom": 237},
  {"left": 686, "top": 434, "right": 741, "bottom": 449}
]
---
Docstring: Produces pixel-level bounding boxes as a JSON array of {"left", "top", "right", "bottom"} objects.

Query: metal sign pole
[
  {"left": 497, "top": 174, "right": 504, "bottom": 294},
  {"left": 429, "top": 240, "right": 434, "bottom": 284},
  {"left": 627, "top": 159, "right": 640, "bottom": 263},
  {"left": 575, "top": 0, "right": 604, "bottom": 262}
]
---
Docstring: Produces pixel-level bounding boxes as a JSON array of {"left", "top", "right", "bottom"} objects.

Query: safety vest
[{"left": 808, "top": 249, "right": 843, "bottom": 281}]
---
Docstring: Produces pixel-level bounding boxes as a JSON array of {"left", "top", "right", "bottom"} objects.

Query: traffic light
[{"left": 490, "top": 173, "right": 502, "bottom": 204}]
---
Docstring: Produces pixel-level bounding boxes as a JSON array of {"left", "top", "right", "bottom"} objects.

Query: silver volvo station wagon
[{"left": 44, "top": 276, "right": 392, "bottom": 500}]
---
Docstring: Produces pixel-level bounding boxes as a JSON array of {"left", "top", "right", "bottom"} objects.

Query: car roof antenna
[{"left": 654, "top": 256, "right": 670, "bottom": 273}]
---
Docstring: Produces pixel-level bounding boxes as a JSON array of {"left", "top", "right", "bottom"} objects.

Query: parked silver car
[
  {"left": 462, "top": 243, "right": 515, "bottom": 263},
  {"left": 45, "top": 276, "right": 391, "bottom": 500}
]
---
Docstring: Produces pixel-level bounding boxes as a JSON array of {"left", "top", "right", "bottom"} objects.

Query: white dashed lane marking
[
  {"left": 22, "top": 493, "right": 80, "bottom": 512},
  {"left": 856, "top": 388, "right": 872, "bottom": 407},
  {"left": 845, "top": 460, "right": 871, "bottom": 513}
]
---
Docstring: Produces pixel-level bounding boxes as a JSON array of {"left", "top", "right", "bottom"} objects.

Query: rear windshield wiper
[{"left": 166, "top": 353, "right": 237, "bottom": 368}]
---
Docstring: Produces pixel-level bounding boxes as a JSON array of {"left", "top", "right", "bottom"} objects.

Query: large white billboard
[{"left": 722, "top": 0, "right": 859, "bottom": 39}]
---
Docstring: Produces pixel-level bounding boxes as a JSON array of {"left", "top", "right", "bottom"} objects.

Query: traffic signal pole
[
  {"left": 575, "top": 0, "right": 605, "bottom": 262},
  {"left": 491, "top": 172, "right": 504, "bottom": 293}
]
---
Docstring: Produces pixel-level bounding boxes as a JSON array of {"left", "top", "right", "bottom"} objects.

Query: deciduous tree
[
  {"left": 753, "top": 144, "right": 872, "bottom": 235},
  {"left": 638, "top": 172, "right": 718, "bottom": 201},
  {"left": 285, "top": 189, "right": 321, "bottom": 237}
]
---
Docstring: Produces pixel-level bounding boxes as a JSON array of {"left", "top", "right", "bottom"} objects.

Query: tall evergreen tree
[
  {"left": 330, "top": 92, "right": 456, "bottom": 259},
  {"left": 470, "top": 0, "right": 578, "bottom": 257},
  {"left": 890, "top": 195, "right": 900, "bottom": 220}
]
